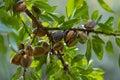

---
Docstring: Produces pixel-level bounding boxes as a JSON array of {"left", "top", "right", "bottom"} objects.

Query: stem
[
  {"left": 23, "top": 68, "right": 26, "bottom": 80},
  {"left": 44, "top": 28, "right": 120, "bottom": 36},
  {"left": 57, "top": 51, "right": 66, "bottom": 70}
]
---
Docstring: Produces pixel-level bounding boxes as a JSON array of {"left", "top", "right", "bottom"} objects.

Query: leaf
[
  {"left": 105, "top": 17, "right": 114, "bottom": 26},
  {"left": 97, "top": 0, "right": 114, "bottom": 13},
  {"left": 33, "top": 1, "right": 56, "bottom": 12},
  {"left": 31, "top": 72, "right": 41, "bottom": 80},
  {"left": 46, "top": 62, "right": 59, "bottom": 75},
  {"left": 115, "top": 38, "right": 120, "bottom": 48},
  {"left": 97, "top": 23, "right": 113, "bottom": 33},
  {"left": 8, "top": 34, "right": 18, "bottom": 52},
  {"left": 105, "top": 40, "right": 114, "bottom": 55},
  {"left": 85, "top": 39, "right": 91, "bottom": 62},
  {"left": 119, "top": 54, "right": 120, "bottom": 68},
  {"left": 71, "top": 54, "right": 84, "bottom": 65},
  {"left": 12, "top": 67, "right": 22, "bottom": 80},
  {"left": 35, "top": 55, "right": 47, "bottom": 71},
  {"left": 0, "top": 34, "right": 7, "bottom": 53},
  {"left": 40, "top": 14, "right": 53, "bottom": 22},
  {"left": 74, "top": 0, "right": 84, "bottom": 9},
  {"left": 66, "top": 0, "right": 75, "bottom": 18},
  {"left": 0, "top": 22, "right": 11, "bottom": 33},
  {"left": 91, "top": 10, "right": 99, "bottom": 20},
  {"left": 96, "top": 14, "right": 103, "bottom": 24},
  {"left": 117, "top": 17, "right": 120, "bottom": 30},
  {"left": 92, "top": 35, "right": 104, "bottom": 44},
  {"left": 74, "top": 1, "right": 89, "bottom": 19},
  {"left": 59, "top": 19, "right": 80, "bottom": 30},
  {"left": 92, "top": 38, "right": 104, "bottom": 60}
]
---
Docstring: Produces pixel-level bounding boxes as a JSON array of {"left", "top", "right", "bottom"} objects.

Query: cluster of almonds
[
  {"left": 11, "top": 41, "right": 50, "bottom": 68},
  {"left": 11, "top": 0, "right": 96, "bottom": 68}
]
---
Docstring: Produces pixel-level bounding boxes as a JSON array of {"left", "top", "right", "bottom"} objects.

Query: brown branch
[{"left": 44, "top": 28, "right": 120, "bottom": 36}]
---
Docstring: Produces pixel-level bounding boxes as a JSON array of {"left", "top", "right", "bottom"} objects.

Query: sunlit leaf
[
  {"left": 66, "top": 0, "right": 74, "bottom": 18},
  {"left": 35, "top": 55, "right": 47, "bottom": 71},
  {"left": 74, "top": 1, "right": 89, "bottom": 19},
  {"left": 59, "top": 19, "right": 80, "bottom": 30},
  {"left": 74, "top": 0, "right": 84, "bottom": 9},
  {"left": 116, "top": 38, "right": 120, "bottom": 48},
  {"left": 12, "top": 67, "right": 22, "bottom": 80},
  {"left": 85, "top": 39, "right": 91, "bottom": 62},
  {"left": 71, "top": 54, "right": 84, "bottom": 65},
  {"left": 97, "top": 0, "right": 114, "bottom": 13},
  {"left": 105, "top": 40, "right": 114, "bottom": 55},
  {"left": 91, "top": 10, "right": 99, "bottom": 20}
]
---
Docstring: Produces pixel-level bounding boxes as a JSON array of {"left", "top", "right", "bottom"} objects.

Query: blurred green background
[{"left": 0, "top": 0, "right": 120, "bottom": 80}]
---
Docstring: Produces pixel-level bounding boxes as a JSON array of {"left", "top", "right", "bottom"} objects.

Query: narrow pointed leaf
[
  {"left": 116, "top": 38, "right": 120, "bottom": 48},
  {"left": 97, "top": 0, "right": 114, "bottom": 13},
  {"left": 117, "top": 17, "right": 120, "bottom": 30},
  {"left": 12, "top": 67, "right": 22, "bottom": 80},
  {"left": 92, "top": 38, "right": 104, "bottom": 60},
  {"left": 85, "top": 39, "right": 91, "bottom": 62},
  {"left": 91, "top": 10, "right": 99, "bottom": 20},
  {"left": 59, "top": 19, "right": 80, "bottom": 30},
  {"left": 119, "top": 54, "right": 120, "bottom": 68},
  {"left": 105, "top": 40, "right": 114, "bottom": 55},
  {"left": 66, "top": 0, "right": 74, "bottom": 18}
]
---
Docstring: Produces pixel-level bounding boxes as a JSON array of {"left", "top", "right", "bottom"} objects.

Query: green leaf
[
  {"left": 12, "top": 67, "right": 22, "bottom": 80},
  {"left": 105, "top": 17, "right": 114, "bottom": 26},
  {"left": 40, "top": 14, "right": 53, "bottom": 22},
  {"left": 0, "top": 34, "right": 7, "bottom": 53},
  {"left": 46, "top": 62, "right": 59, "bottom": 75},
  {"left": 85, "top": 39, "right": 91, "bottom": 62},
  {"left": 59, "top": 19, "right": 80, "bottom": 30},
  {"left": 119, "top": 54, "right": 120, "bottom": 68},
  {"left": 71, "top": 54, "right": 84, "bottom": 65},
  {"left": 0, "top": 22, "right": 11, "bottom": 33},
  {"left": 96, "top": 14, "right": 103, "bottom": 24},
  {"left": 74, "top": 1, "right": 89, "bottom": 19},
  {"left": 74, "top": 0, "right": 84, "bottom": 9},
  {"left": 91, "top": 10, "right": 99, "bottom": 20},
  {"left": 92, "top": 38, "right": 104, "bottom": 60},
  {"left": 31, "top": 72, "right": 41, "bottom": 80},
  {"left": 8, "top": 34, "right": 18, "bottom": 52},
  {"left": 105, "top": 40, "right": 114, "bottom": 55},
  {"left": 97, "top": 0, "right": 114, "bottom": 13},
  {"left": 66, "top": 0, "right": 75, "bottom": 18},
  {"left": 117, "top": 17, "right": 120, "bottom": 30},
  {"left": 97, "top": 23, "right": 113, "bottom": 33},
  {"left": 35, "top": 55, "right": 47, "bottom": 71},
  {"left": 92, "top": 35, "right": 104, "bottom": 44},
  {"left": 33, "top": 1, "right": 56, "bottom": 12},
  {"left": 115, "top": 38, "right": 120, "bottom": 48}
]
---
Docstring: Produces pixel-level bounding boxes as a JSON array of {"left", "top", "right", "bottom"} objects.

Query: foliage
[{"left": 0, "top": 0, "right": 120, "bottom": 80}]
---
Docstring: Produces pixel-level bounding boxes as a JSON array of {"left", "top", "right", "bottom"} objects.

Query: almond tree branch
[{"left": 44, "top": 28, "right": 120, "bottom": 36}]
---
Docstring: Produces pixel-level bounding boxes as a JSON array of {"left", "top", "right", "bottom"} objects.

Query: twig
[
  {"left": 23, "top": 68, "right": 26, "bottom": 80},
  {"left": 44, "top": 27, "right": 120, "bottom": 36}
]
